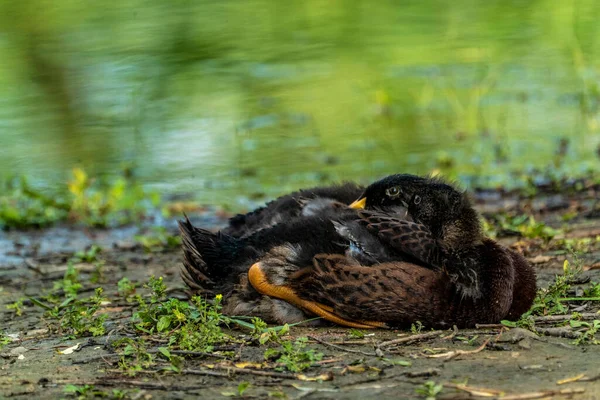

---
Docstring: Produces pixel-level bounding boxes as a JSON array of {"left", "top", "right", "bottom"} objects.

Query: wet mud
[{"left": 1, "top": 188, "right": 600, "bottom": 399}]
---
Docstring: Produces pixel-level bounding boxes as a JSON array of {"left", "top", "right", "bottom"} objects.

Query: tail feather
[
  {"left": 178, "top": 216, "right": 216, "bottom": 294},
  {"left": 178, "top": 215, "right": 243, "bottom": 294}
]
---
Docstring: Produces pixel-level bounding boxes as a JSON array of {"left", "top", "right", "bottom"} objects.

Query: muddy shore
[{"left": 1, "top": 188, "right": 600, "bottom": 399}]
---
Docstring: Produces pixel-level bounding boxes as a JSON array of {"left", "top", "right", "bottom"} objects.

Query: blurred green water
[{"left": 0, "top": 0, "right": 599, "bottom": 208}]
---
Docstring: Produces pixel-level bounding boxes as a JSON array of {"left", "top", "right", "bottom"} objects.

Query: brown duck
[{"left": 182, "top": 174, "right": 537, "bottom": 328}]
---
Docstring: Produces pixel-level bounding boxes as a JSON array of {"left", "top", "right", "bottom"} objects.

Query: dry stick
[
  {"left": 307, "top": 335, "right": 378, "bottom": 357},
  {"left": 345, "top": 368, "right": 441, "bottom": 388},
  {"left": 536, "top": 327, "right": 581, "bottom": 339},
  {"left": 169, "top": 350, "right": 229, "bottom": 358},
  {"left": 182, "top": 367, "right": 294, "bottom": 379},
  {"left": 74, "top": 379, "right": 212, "bottom": 391},
  {"left": 426, "top": 338, "right": 490, "bottom": 361},
  {"left": 446, "top": 383, "right": 585, "bottom": 399},
  {"left": 475, "top": 323, "right": 505, "bottom": 329},
  {"left": 498, "top": 388, "right": 585, "bottom": 400},
  {"left": 377, "top": 331, "right": 442, "bottom": 350},
  {"left": 71, "top": 349, "right": 228, "bottom": 365},
  {"left": 532, "top": 313, "right": 599, "bottom": 323}
]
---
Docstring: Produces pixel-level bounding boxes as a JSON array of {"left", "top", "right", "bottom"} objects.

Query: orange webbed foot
[{"left": 248, "top": 262, "right": 386, "bottom": 329}]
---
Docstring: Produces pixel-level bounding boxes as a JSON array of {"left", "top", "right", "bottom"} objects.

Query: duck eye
[
  {"left": 386, "top": 186, "right": 400, "bottom": 197},
  {"left": 413, "top": 195, "right": 421, "bottom": 205}
]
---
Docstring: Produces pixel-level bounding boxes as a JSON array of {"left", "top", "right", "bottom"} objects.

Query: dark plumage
[
  {"left": 180, "top": 211, "right": 377, "bottom": 325},
  {"left": 256, "top": 237, "right": 534, "bottom": 328},
  {"left": 180, "top": 174, "right": 537, "bottom": 328},
  {"left": 223, "top": 182, "right": 364, "bottom": 238}
]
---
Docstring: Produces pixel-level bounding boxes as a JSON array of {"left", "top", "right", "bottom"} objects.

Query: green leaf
[
  {"left": 158, "top": 347, "right": 171, "bottom": 359},
  {"left": 157, "top": 316, "right": 172, "bottom": 332},
  {"left": 238, "top": 381, "right": 251, "bottom": 396},
  {"left": 28, "top": 297, "right": 53, "bottom": 310},
  {"left": 382, "top": 358, "right": 412, "bottom": 366}
]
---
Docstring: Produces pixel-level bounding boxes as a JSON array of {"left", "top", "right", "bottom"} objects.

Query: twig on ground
[
  {"left": 377, "top": 331, "right": 442, "bottom": 350},
  {"left": 425, "top": 338, "right": 490, "bottom": 361},
  {"left": 446, "top": 384, "right": 585, "bottom": 399},
  {"left": 348, "top": 367, "right": 442, "bottom": 387},
  {"left": 532, "top": 313, "right": 599, "bottom": 324},
  {"left": 307, "top": 335, "right": 378, "bottom": 357},
  {"left": 558, "top": 373, "right": 600, "bottom": 384},
  {"left": 475, "top": 323, "right": 505, "bottom": 329},
  {"left": 441, "top": 325, "right": 459, "bottom": 340},
  {"left": 182, "top": 366, "right": 333, "bottom": 381},
  {"left": 497, "top": 388, "right": 585, "bottom": 400},
  {"left": 536, "top": 327, "right": 581, "bottom": 339},
  {"left": 66, "top": 379, "right": 210, "bottom": 391},
  {"left": 71, "top": 349, "right": 228, "bottom": 365}
]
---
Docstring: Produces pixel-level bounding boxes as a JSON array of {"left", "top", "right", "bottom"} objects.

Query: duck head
[{"left": 350, "top": 174, "right": 484, "bottom": 249}]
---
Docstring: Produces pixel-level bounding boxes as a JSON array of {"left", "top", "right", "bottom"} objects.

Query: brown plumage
[
  {"left": 284, "top": 239, "right": 534, "bottom": 328},
  {"left": 180, "top": 174, "right": 537, "bottom": 328}
]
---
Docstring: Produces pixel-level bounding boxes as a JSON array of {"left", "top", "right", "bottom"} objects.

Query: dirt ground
[{"left": 1, "top": 188, "right": 600, "bottom": 399}]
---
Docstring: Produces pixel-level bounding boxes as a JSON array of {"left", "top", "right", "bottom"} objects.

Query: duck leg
[{"left": 248, "top": 262, "right": 386, "bottom": 329}]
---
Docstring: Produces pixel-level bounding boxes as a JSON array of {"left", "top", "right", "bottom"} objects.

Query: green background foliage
[{"left": 0, "top": 0, "right": 599, "bottom": 207}]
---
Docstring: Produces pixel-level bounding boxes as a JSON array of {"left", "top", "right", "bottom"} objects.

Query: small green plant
[
  {"left": 113, "top": 338, "right": 155, "bottom": 376},
  {"left": 553, "top": 238, "right": 594, "bottom": 254},
  {"left": 0, "top": 176, "right": 68, "bottom": 229},
  {"left": 584, "top": 282, "right": 600, "bottom": 297},
  {"left": 117, "top": 277, "right": 137, "bottom": 299},
  {"left": 501, "top": 314, "right": 536, "bottom": 331},
  {"left": 52, "top": 262, "right": 83, "bottom": 298},
  {"left": 63, "top": 384, "right": 100, "bottom": 399},
  {"left": 30, "top": 265, "right": 107, "bottom": 338},
  {"left": 571, "top": 320, "right": 600, "bottom": 345},
  {"left": 527, "top": 260, "right": 580, "bottom": 316},
  {"left": 222, "top": 381, "right": 252, "bottom": 397},
  {"left": 6, "top": 298, "right": 24, "bottom": 316},
  {"left": 110, "top": 389, "right": 138, "bottom": 400},
  {"left": 415, "top": 380, "right": 444, "bottom": 400},
  {"left": 484, "top": 214, "right": 559, "bottom": 241},
  {"left": 0, "top": 168, "right": 159, "bottom": 229},
  {"left": 455, "top": 335, "right": 479, "bottom": 346},
  {"left": 411, "top": 321, "right": 424, "bottom": 334},
  {"left": 248, "top": 317, "right": 290, "bottom": 344},
  {"left": 1, "top": 332, "right": 12, "bottom": 350},
  {"left": 59, "top": 288, "right": 108, "bottom": 337},
  {"left": 157, "top": 347, "right": 184, "bottom": 373},
  {"left": 135, "top": 227, "right": 181, "bottom": 252},
  {"left": 264, "top": 337, "right": 323, "bottom": 372},
  {"left": 63, "top": 384, "right": 136, "bottom": 399},
  {"left": 348, "top": 329, "right": 365, "bottom": 339},
  {"left": 72, "top": 245, "right": 101, "bottom": 263},
  {"left": 132, "top": 277, "right": 231, "bottom": 352},
  {"left": 68, "top": 167, "right": 159, "bottom": 227}
]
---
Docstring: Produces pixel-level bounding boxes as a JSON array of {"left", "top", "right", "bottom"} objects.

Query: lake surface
[{"left": 1, "top": 0, "right": 599, "bottom": 207}]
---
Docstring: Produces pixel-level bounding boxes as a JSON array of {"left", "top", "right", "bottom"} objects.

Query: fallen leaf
[
  {"left": 528, "top": 255, "right": 552, "bottom": 264},
  {"left": 58, "top": 343, "right": 81, "bottom": 355},
  {"left": 583, "top": 263, "right": 600, "bottom": 271},
  {"left": 449, "top": 384, "right": 504, "bottom": 397},
  {"left": 26, "top": 329, "right": 48, "bottom": 337},
  {"left": 557, "top": 373, "right": 586, "bottom": 385},
  {"left": 96, "top": 307, "right": 126, "bottom": 315},
  {"left": 296, "top": 372, "right": 334, "bottom": 381},
  {"left": 344, "top": 365, "right": 366, "bottom": 374},
  {"left": 234, "top": 362, "right": 263, "bottom": 369}
]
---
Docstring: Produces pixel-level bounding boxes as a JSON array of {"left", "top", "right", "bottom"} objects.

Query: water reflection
[{"left": 0, "top": 0, "right": 599, "bottom": 207}]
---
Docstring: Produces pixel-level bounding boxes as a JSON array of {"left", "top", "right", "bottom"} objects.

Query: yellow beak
[{"left": 349, "top": 197, "right": 366, "bottom": 209}]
